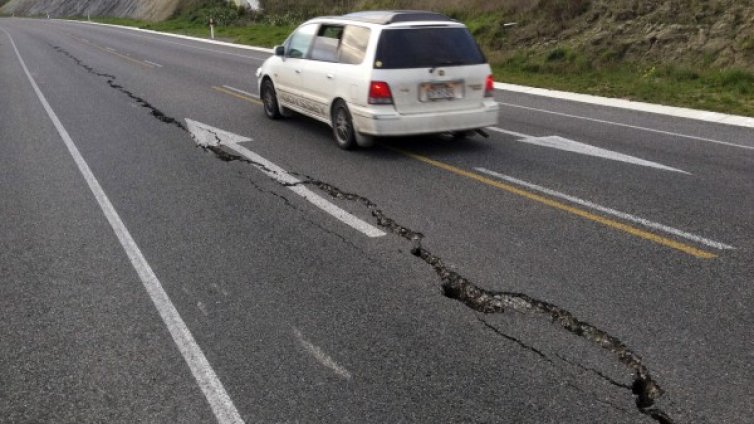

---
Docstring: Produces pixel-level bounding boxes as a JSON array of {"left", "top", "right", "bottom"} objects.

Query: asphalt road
[{"left": 1, "top": 18, "right": 752, "bottom": 424}]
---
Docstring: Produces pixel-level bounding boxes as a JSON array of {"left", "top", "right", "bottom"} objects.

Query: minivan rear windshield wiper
[
  {"left": 429, "top": 60, "right": 464, "bottom": 73},
  {"left": 434, "top": 60, "right": 464, "bottom": 66}
]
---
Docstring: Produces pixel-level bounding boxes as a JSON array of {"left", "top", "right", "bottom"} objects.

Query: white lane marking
[
  {"left": 185, "top": 119, "right": 386, "bottom": 238},
  {"left": 104, "top": 46, "right": 115, "bottom": 52},
  {"left": 496, "top": 82, "right": 754, "bottom": 129},
  {"left": 58, "top": 20, "right": 270, "bottom": 61},
  {"left": 144, "top": 60, "right": 163, "bottom": 68},
  {"left": 222, "top": 85, "right": 259, "bottom": 99},
  {"left": 293, "top": 328, "right": 352, "bottom": 380},
  {"left": 211, "top": 282, "right": 229, "bottom": 297},
  {"left": 488, "top": 127, "right": 690, "bottom": 174},
  {"left": 1, "top": 26, "right": 246, "bottom": 424},
  {"left": 197, "top": 301, "right": 209, "bottom": 317},
  {"left": 475, "top": 167, "right": 734, "bottom": 250},
  {"left": 497, "top": 102, "right": 754, "bottom": 151}
]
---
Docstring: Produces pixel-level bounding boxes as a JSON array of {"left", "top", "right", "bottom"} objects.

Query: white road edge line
[
  {"left": 495, "top": 82, "right": 754, "bottom": 129},
  {"left": 144, "top": 59, "right": 163, "bottom": 68},
  {"left": 1, "top": 26, "right": 246, "bottom": 424},
  {"left": 222, "top": 85, "right": 259, "bottom": 99},
  {"left": 223, "top": 144, "right": 386, "bottom": 238},
  {"left": 293, "top": 328, "right": 352, "bottom": 380},
  {"left": 497, "top": 101, "right": 754, "bottom": 151},
  {"left": 474, "top": 167, "right": 734, "bottom": 250}
]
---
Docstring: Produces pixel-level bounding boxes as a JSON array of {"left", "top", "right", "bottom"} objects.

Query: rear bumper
[{"left": 350, "top": 101, "right": 499, "bottom": 136}]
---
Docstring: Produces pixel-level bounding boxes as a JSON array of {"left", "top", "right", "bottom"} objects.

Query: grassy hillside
[{"left": 46, "top": 0, "right": 754, "bottom": 116}]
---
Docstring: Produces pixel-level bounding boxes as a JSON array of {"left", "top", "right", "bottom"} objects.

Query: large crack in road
[
  {"left": 300, "top": 180, "right": 677, "bottom": 424},
  {"left": 54, "top": 45, "right": 678, "bottom": 424}
]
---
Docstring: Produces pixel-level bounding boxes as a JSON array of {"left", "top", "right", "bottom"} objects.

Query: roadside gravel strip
[{"left": 61, "top": 19, "right": 754, "bottom": 129}]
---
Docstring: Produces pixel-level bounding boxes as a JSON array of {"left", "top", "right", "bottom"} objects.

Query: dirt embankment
[
  {"left": 507, "top": 0, "right": 754, "bottom": 70},
  {"left": 0, "top": 0, "right": 199, "bottom": 22},
  {"left": 260, "top": 0, "right": 754, "bottom": 70}
]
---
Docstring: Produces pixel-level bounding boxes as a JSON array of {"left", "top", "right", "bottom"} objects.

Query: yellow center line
[
  {"left": 212, "top": 86, "right": 263, "bottom": 105},
  {"left": 73, "top": 35, "right": 154, "bottom": 69},
  {"left": 390, "top": 147, "right": 717, "bottom": 259}
]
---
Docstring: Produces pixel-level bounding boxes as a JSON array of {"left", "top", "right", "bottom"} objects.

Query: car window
[
  {"left": 338, "top": 25, "right": 371, "bottom": 65},
  {"left": 310, "top": 25, "right": 343, "bottom": 62},
  {"left": 286, "top": 24, "right": 318, "bottom": 59},
  {"left": 374, "top": 27, "right": 486, "bottom": 69}
]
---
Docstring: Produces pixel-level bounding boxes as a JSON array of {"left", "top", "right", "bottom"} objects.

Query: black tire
[
  {"left": 450, "top": 130, "right": 472, "bottom": 140},
  {"left": 262, "top": 79, "right": 281, "bottom": 119},
  {"left": 331, "top": 100, "right": 357, "bottom": 150}
]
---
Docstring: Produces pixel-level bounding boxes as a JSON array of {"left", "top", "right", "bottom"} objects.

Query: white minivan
[{"left": 256, "top": 10, "right": 499, "bottom": 149}]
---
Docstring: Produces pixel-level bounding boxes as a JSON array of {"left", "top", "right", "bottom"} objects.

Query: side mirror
[{"left": 274, "top": 45, "right": 285, "bottom": 57}]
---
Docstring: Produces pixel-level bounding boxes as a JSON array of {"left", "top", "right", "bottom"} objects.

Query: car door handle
[{"left": 326, "top": 73, "right": 334, "bottom": 79}]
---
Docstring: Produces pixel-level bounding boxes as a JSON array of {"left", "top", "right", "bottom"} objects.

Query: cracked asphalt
[{"left": 1, "top": 18, "right": 753, "bottom": 424}]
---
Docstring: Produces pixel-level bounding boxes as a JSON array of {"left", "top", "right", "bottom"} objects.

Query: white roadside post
[{"left": 209, "top": 17, "right": 215, "bottom": 39}]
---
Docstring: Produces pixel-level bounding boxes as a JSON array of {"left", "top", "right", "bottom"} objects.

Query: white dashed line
[
  {"left": 144, "top": 60, "right": 163, "bottom": 68},
  {"left": 293, "top": 328, "right": 352, "bottom": 380},
  {"left": 197, "top": 301, "right": 209, "bottom": 316},
  {"left": 474, "top": 167, "right": 734, "bottom": 250},
  {"left": 222, "top": 85, "right": 259, "bottom": 98}
]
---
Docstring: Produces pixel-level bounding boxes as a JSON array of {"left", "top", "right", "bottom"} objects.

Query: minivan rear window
[{"left": 374, "top": 27, "right": 485, "bottom": 69}]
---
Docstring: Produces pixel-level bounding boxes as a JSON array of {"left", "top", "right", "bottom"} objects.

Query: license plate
[{"left": 420, "top": 81, "right": 462, "bottom": 101}]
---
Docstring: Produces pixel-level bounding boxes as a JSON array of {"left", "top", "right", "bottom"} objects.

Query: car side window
[
  {"left": 338, "top": 25, "right": 371, "bottom": 65},
  {"left": 286, "top": 24, "right": 318, "bottom": 59},
  {"left": 310, "top": 25, "right": 344, "bottom": 62}
]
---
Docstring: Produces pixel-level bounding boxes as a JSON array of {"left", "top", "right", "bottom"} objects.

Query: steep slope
[{"left": 0, "top": 0, "right": 198, "bottom": 21}]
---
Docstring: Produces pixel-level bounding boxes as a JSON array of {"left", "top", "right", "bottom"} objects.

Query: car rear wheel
[
  {"left": 262, "top": 79, "right": 281, "bottom": 119},
  {"left": 332, "top": 100, "right": 357, "bottom": 150},
  {"left": 450, "top": 130, "right": 472, "bottom": 140}
]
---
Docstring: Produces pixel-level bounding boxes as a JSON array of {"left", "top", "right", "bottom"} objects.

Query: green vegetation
[
  {"left": 83, "top": 0, "right": 754, "bottom": 116},
  {"left": 90, "top": 15, "right": 292, "bottom": 47},
  {"left": 492, "top": 48, "right": 754, "bottom": 116}
]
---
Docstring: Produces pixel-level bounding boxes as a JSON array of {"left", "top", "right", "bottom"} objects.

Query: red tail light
[
  {"left": 485, "top": 75, "right": 494, "bottom": 97},
  {"left": 368, "top": 81, "right": 393, "bottom": 105}
]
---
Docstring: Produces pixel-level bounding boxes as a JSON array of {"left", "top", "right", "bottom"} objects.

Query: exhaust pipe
[{"left": 475, "top": 128, "right": 490, "bottom": 138}]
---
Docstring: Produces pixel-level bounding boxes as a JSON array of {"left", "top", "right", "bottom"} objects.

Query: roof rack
[{"left": 341, "top": 10, "right": 454, "bottom": 25}]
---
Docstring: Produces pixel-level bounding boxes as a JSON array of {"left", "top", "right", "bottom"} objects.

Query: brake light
[
  {"left": 368, "top": 81, "right": 393, "bottom": 105},
  {"left": 485, "top": 75, "right": 494, "bottom": 97}
]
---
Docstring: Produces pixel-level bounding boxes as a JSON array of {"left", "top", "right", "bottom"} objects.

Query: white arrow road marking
[
  {"left": 186, "top": 119, "right": 254, "bottom": 147},
  {"left": 185, "top": 119, "right": 386, "bottom": 238},
  {"left": 475, "top": 167, "right": 734, "bottom": 250},
  {"left": 489, "top": 127, "right": 690, "bottom": 174},
  {"left": 1, "top": 26, "right": 245, "bottom": 424},
  {"left": 497, "top": 102, "right": 754, "bottom": 151}
]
